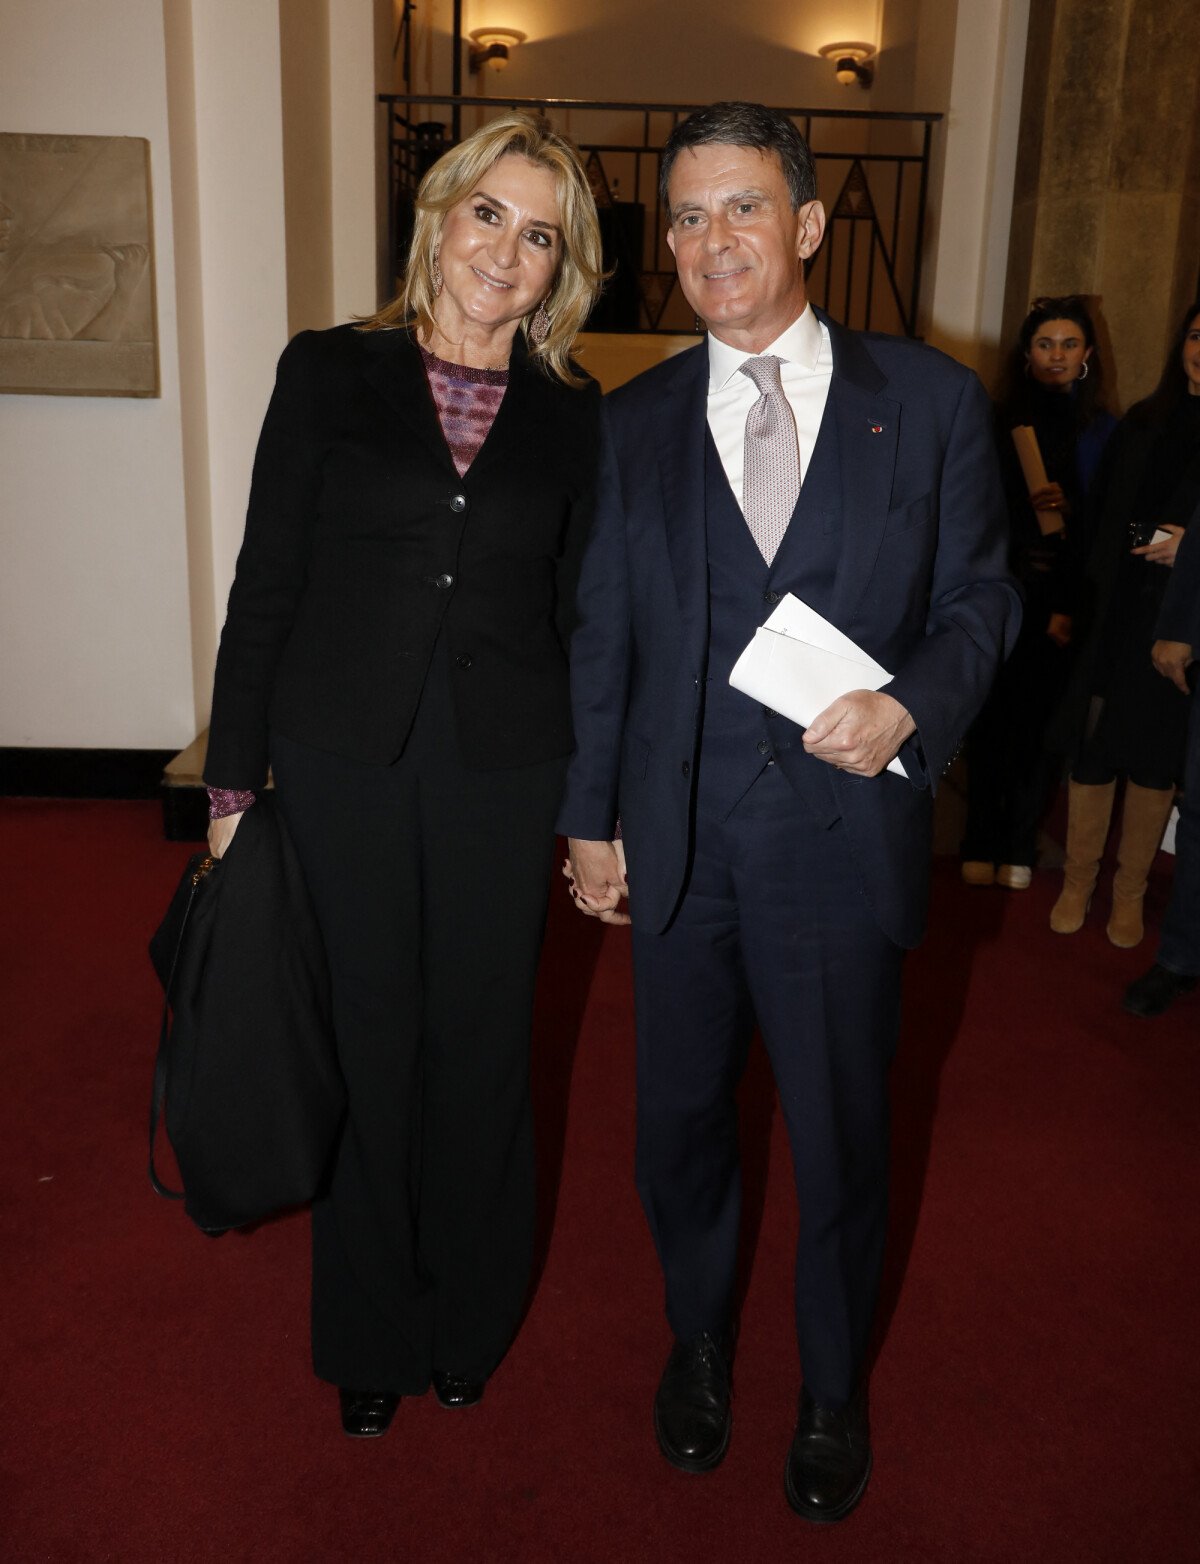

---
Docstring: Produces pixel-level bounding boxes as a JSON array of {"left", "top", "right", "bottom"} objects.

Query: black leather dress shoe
[
  {"left": 1123, "top": 963, "right": 1198, "bottom": 1018},
  {"left": 785, "top": 1386, "right": 871, "bottom": 1523},
  {"left": 432, "top": 1371, "right": 486, "bottom": 1409},
  {"left": 338, "top": 1388, "right": 400, "bottom": 1438},
  {"left": 653, "top": 1331, "right": 732, "bottom": 1473}
]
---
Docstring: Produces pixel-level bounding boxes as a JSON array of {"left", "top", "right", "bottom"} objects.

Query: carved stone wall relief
[{"left": 0, "top": 133, "right": 158, "bottom": 397}]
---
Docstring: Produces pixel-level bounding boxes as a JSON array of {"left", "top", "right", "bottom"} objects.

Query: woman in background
[
  {"left": 202, "top": 112, "right": 602, "bottom": 1436},
  {"left": 961, "top": 296, "right": 1114, "bottom": 889},
  {"left": 1050, "top": 300, "right": 1200, "bottom": 944}
]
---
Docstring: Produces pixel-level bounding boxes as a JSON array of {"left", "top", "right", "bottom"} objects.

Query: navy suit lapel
[
  {"left": 655, "top": 344, "right": 712, "bottom": 661},
  {"left": 818, "top": 313, "right": 901, "bottom": 623},
  {"left": 642, "top": 318, "right": 899, "bottom": 647}
]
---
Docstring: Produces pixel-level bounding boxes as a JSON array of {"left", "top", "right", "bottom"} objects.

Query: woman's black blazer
[{"left": 205, "top": 324, "right": 601, "bottom": 790}]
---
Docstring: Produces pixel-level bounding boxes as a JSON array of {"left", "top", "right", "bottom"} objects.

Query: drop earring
[
  {"left": 530, "top": 302, "right": 551, "bottom": 345},
  {"left": 431, "top": 256, "right": 443, "bottom": 296}
]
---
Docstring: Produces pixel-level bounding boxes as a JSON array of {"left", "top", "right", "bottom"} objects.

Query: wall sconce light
[
  {"left": 469, "top": 27, "right": 526, "bottom": 73},
  {"left": 819, "top": 42, "right": 875, "bottom": 88}
]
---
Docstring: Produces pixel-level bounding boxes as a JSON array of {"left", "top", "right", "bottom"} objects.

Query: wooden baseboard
[{"left": 1, "top": 747, "right": 176, "bottom": 800}]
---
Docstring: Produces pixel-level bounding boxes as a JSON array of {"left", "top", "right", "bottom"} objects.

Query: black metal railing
[{"left": 379, "top": 94, "right": 942, "bottom": 338}]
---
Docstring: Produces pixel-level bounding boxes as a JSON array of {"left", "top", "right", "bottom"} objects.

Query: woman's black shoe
[
  {"left": 432, "top": 1371, "right": 486, "bottom": 1409},
  {"left": 338, "top": 1388, "right": 400, "bottom": 1438}
]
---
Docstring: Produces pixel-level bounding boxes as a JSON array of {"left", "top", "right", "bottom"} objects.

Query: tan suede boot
[
  {"left": 1106, "top": 783, "right": 1177, "bottom": 948},
  {"left": 1049, "top": 780, "right": 1117, "bottom": 933}
]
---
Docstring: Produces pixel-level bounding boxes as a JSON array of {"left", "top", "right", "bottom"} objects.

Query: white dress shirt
[{"left": 706, "top": 305, "right": 833, "bottom": 515}]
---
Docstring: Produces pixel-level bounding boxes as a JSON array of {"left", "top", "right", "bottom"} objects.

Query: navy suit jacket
[{"left": 557, "top": 310, "right": 1021, "bottom": 949}]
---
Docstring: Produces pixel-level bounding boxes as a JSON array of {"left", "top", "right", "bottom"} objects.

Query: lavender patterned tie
[{"left": 740, "top": 355, "right": 800, "bottom": 565}]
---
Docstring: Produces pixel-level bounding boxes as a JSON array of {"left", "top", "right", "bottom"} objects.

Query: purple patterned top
[
  {"left": 207, "top": 345, "right": 510, "bottom": 820},
  {"left": 419, "top": 345, "right": 508, "bottom": 475}
]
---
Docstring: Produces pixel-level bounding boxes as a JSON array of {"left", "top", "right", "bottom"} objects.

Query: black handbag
[{"left": 148, "top": 797, "right": 345, "bottom": 1235}]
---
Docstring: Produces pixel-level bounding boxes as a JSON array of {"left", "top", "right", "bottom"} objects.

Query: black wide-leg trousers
[
  {"left": 961, "top": 614, "right": 1068, "bottom": 867},
  {"left": 270, "top": 656, "right": 565, "bottom": 1394},
  {"left": 631, "top": 762, "right": 904, "bottom": 1408}
]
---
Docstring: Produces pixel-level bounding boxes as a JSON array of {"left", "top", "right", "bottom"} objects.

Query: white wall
[
  {"left": 406, "top": 0, "right": 888, "bottom": 108},
  {"left": 0, "top": 0, "right": 195, "bottom": 749}
]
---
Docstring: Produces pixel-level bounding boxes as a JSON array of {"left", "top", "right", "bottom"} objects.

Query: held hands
[
  {"left": 1132, "top": 524, "right": 1184, "bottom": 566},
  {"left": 802, "top": 690, "right": 916, "bottom": 778},
  {"left": 1152, "top": 639, "right": 1195, "bottom": 694},
  {"left": 564, "top": 836, "right": 630, "bottom": 925},
  {"left": 207, "top": 810, "right": 245, "bottom": 860}
]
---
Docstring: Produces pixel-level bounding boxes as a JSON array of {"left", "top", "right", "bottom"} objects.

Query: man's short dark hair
[{"left": 659, "top": 102, "right": 818, "bottom": 217}]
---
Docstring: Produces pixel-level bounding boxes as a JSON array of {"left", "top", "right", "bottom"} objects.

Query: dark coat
[
  {"left": 1050, "top": 407, "right": 1200, "bottom": 763},
  {"left": 205, "top": 325, "right": 601, "bottom": 790},
  {"left": 992, "top": 386, "right": 1115, "bottom": 624},
  {"left": 1157, "top": 513, "right": 1200, "bottom": 649},
  {"left": 556, "top": 310, "right": 1020, "bottom": 950}
]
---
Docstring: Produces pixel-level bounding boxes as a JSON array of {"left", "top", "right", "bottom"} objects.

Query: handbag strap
[{"left": 149, "top": 854, "right": 217, "bottom": 1201}]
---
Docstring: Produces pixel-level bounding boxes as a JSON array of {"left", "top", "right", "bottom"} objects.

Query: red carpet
[{"left": 2, "top": 798, "right": 1198, "bottom": 1562}]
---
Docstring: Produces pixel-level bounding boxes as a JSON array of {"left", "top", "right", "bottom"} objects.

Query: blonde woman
[{"left": 203, "top": 112, "right": 603, "bottom": 1436}]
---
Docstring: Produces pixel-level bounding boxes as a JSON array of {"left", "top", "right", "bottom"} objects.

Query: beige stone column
[
  {"left": 163, "top": 0, "right": 289, "bottom": 726},
  {"left": 1003, "top": 0, "right": 1200, "bottom": 407},
  {"left": 279, "top": 0, "right": 389, "bottom": 337}
]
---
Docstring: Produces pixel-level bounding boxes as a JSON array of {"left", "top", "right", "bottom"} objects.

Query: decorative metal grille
[{"left": 379, "top": 94, "right": 941, "bottom": 338}]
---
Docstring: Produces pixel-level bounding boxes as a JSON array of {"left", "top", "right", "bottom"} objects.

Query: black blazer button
[
  {"left": 455, "top": 653, "right": 472, "bottom": 669},
  {"left": 449, "top": 494, "right": 468, "bottom": 513},
  {"left": 764, "top": 589, "right": 781, "bottom": 604},
  {"left": 434, "top": 573, "right": 454, "bottom": 589},
  {"left": 757, "top": 739, "right": 772, "bottom": 756},
  {"left": 681, "top": 760, "right": 691, "bottom": 777}
]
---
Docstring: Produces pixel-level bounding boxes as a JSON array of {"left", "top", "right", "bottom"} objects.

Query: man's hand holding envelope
[{"left": 729, "top": 594, "right": 917, "bottom": 779}]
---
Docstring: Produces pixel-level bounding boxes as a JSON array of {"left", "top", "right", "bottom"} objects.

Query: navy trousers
[{"left": 631, "top": 761, "right": 904, "bottom": 1408}]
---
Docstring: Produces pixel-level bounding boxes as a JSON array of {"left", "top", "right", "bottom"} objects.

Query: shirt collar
[{"left": 706, "top": 304, "right": 825, "bottom": 392}]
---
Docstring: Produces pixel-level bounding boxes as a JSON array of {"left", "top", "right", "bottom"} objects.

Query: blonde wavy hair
[{"left": 360, "top": 112, "right": 603, "bottom": 386}]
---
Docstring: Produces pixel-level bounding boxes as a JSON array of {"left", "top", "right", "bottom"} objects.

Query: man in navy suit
[{"left": 559, "top": 103, "right": 1019, "bottom": 1523}]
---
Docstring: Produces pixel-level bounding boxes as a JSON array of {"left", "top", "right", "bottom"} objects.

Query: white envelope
[{"left": 729, "top": 593, "right": 908, "bottom": 778}]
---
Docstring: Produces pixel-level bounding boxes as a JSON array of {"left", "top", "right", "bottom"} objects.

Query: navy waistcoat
[{"left": 699, "top": 418, "right": 842, "bottom": 827}]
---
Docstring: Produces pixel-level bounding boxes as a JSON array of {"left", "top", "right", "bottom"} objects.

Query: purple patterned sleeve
[{"left": 207, "top": 787, "right": 256, "bottom": 820}]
